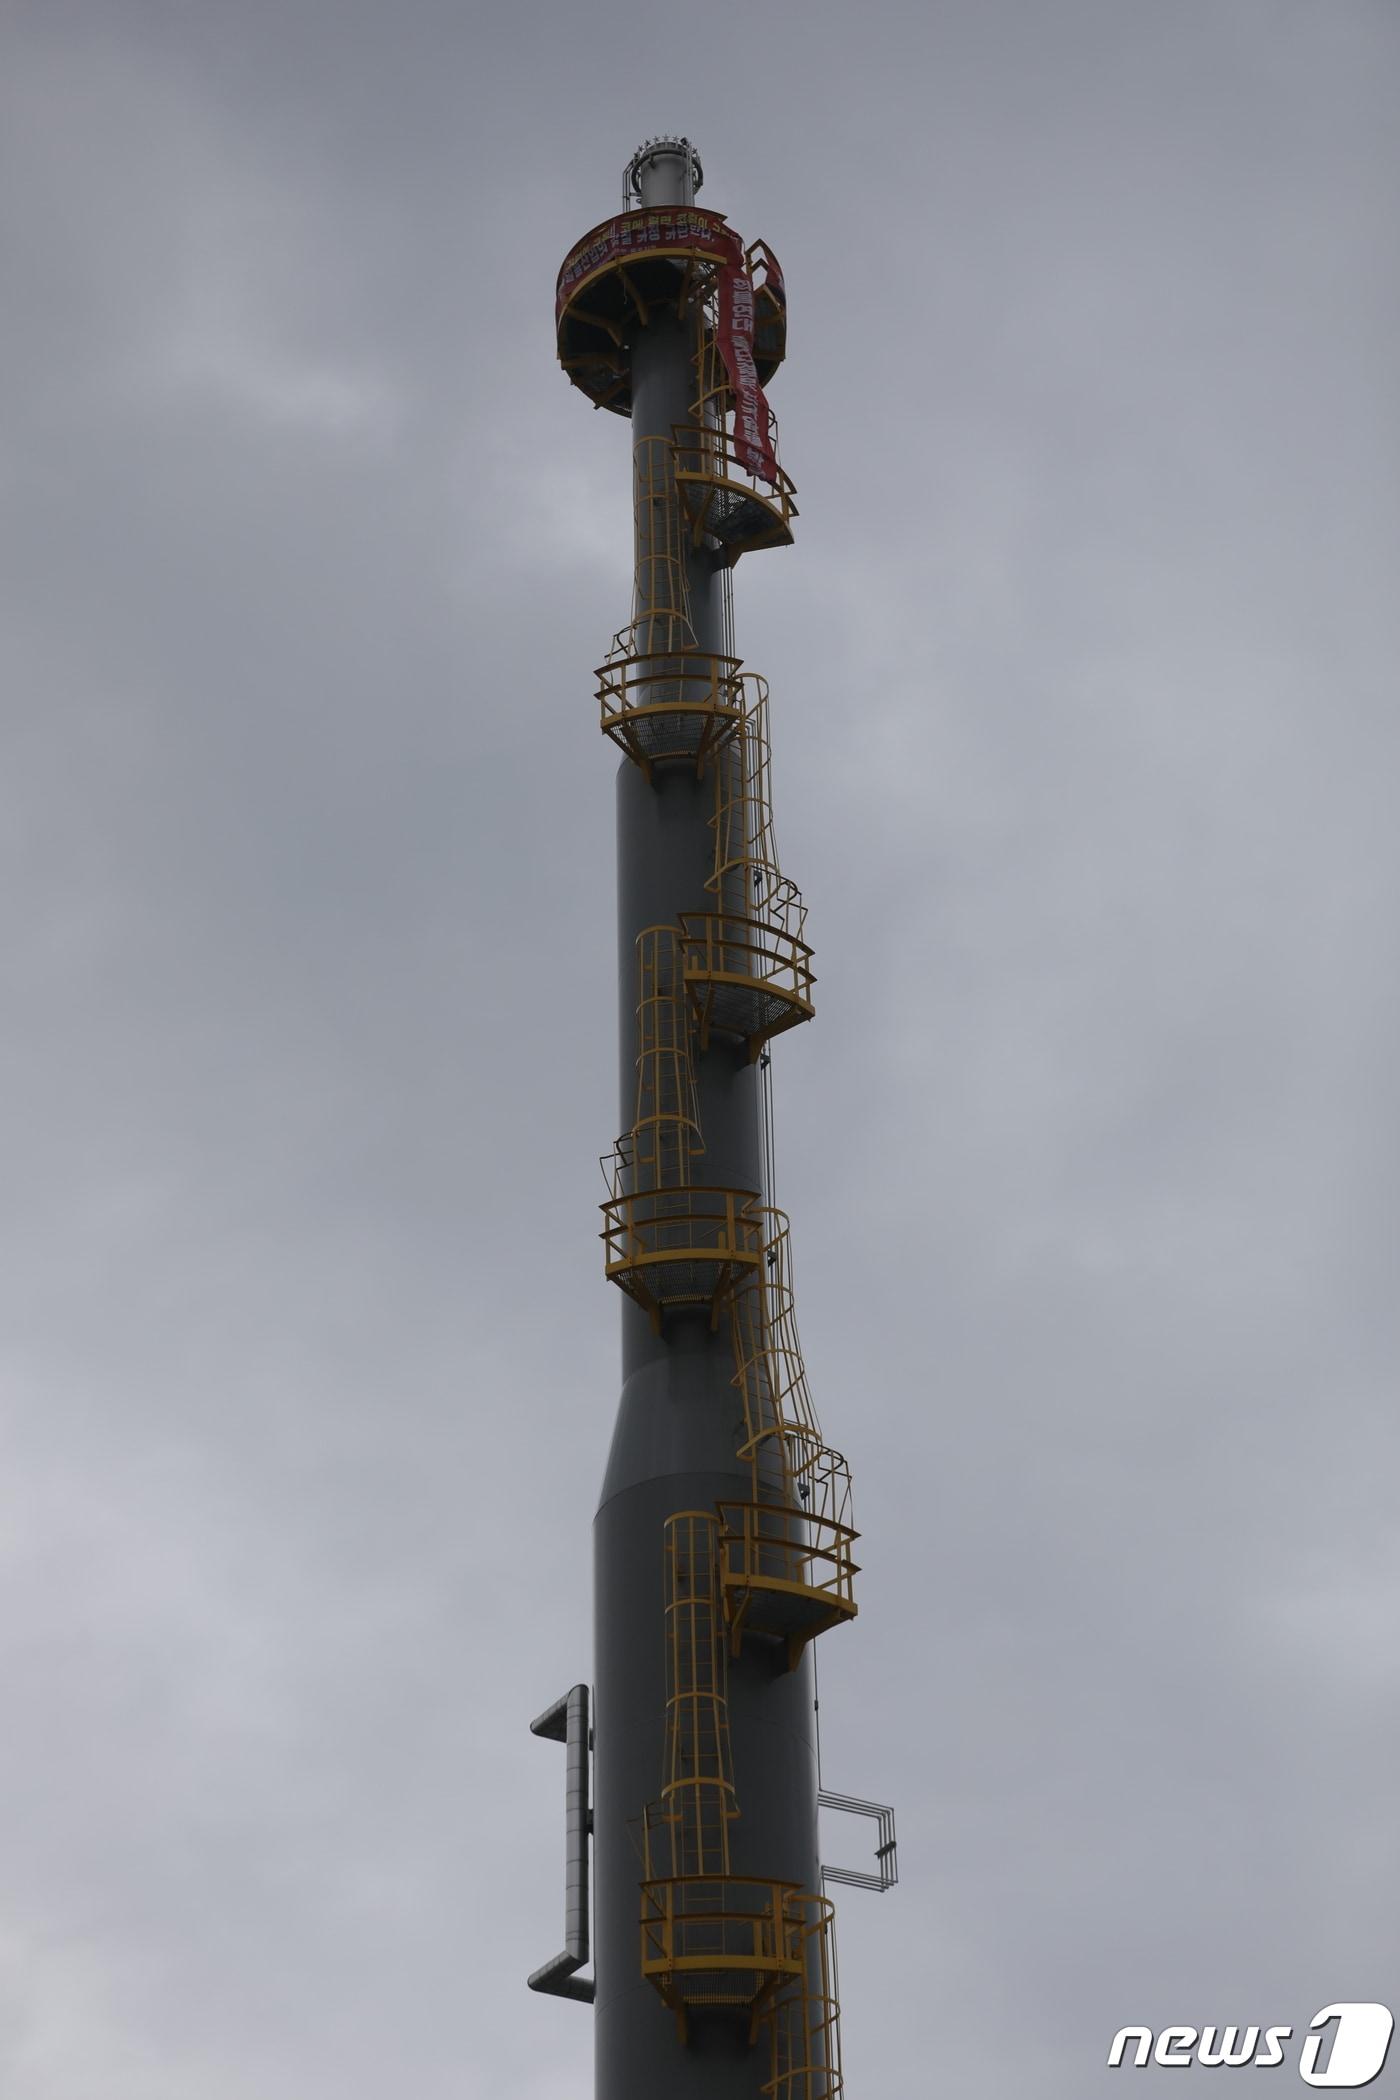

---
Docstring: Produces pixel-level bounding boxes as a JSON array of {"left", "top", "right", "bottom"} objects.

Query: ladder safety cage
[
  {"left": 630, "top": 926, "right": 704, "bottom": 1194},
  {"left": 661, "top": 1511, "right": 739, "bottom": 1879},
  {"left": 718, "top": 1212, "right": 859, "bottom": 1660},
  {"left": 600, "top": 929, "right": 764, "bottom": 1326},
  {"left": 763, "top": 1892, "right": 845, "bottom": 2100},
  {"left": 680, "top": 676, "right": 815, "bottom": 1056},
  {"left": 744, "top": 238, "right": 789, "bottom": 378},
  {"left": 594, "top": 436, "right": 751, "bottom": 775},
  {"left": 637, "top": 1513, "right": 847, "bottom": 2072},
  {"left": 640, "top": 1511, "right": 811, "bottom": 2042},
  {"left": 630, "top": 433, "right": 695, "bottom": 657}
]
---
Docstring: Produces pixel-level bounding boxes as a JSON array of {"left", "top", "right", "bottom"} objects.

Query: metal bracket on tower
[
  {"left": 818, "top": 1789, "right": 899, "bottom": 1892},
  {"left": 527, "top": 1684, "right": 596, "bottom": 2003}
]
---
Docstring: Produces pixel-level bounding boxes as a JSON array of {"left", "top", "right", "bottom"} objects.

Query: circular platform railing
[
  {"left": 602, "top": 1186, "right": 763, "bottom": 1328},
  {"left": 596, "top": 650, "right": 746, "bottom": 775},
  {"left": 679, "top": 910, "right": 815, "bottom": 1057},
  {"left": 671, "top": 424, "right": 797, "bottom": 560},
  {"left": 715, "top": 1501, "right": 859, "bottom": 1667},
  {"left": 639, "top": 1875, "right": 805, "bottom": 2037},
  {"left": 556, "top": 206, "right": 785, "bottom": 416}
]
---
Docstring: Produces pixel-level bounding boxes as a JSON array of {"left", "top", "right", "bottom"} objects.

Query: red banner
[
  {"left": 556, "top": 207, "right": 735, "bottom": 324},
  {"left": 716, "top": 254, "right": 780, "bottom": 488}
]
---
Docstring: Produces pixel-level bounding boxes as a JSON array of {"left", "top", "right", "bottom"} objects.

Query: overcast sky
[{"left": 2, "top": 2, "right": 1397, "bottom": 2095}]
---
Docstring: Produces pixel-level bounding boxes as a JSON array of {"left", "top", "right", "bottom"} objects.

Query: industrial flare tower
[{"left": 530, "top": 138, "right": 891, "bottom": 2100}]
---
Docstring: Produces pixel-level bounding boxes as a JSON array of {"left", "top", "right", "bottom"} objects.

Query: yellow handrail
[{"left": 594, "top": 648, "right": 746, "bottom": 774}]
